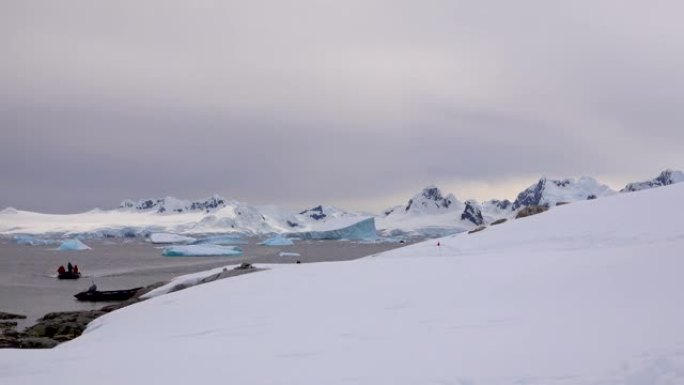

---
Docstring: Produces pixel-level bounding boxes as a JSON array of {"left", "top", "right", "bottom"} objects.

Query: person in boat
[
  {"left": 88, "top": 283, "right": 97, "bottom": 292},
  {"left": 67, "top": 262, "right": 73, "bottom": 273},
  {"left": 57, "top": 265, "right": 66, "bottom": 275},
  {"left": 73, "top": 265, "right": 79, "bottom": 274}
]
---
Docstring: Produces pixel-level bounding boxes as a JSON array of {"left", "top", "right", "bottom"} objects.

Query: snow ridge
[
  {"left": 621, "top": 169, "right": 684, "bottom": 192},
  {"left": 119, "top": 195, "right": 227, "bottom": 213},
  {"left": 511, "top": 176, "right": 615, "bottom": 210}
]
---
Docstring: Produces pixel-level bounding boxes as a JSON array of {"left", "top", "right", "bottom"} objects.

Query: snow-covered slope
[
  {"left": 1, "top": 183, "right": 682, "bottom": 385},
  {"left": 511, "top": 176, "right": 615, "bottom": 210},
  {"left": 621, "top": 169, "right": 684, "bottom": 192}
]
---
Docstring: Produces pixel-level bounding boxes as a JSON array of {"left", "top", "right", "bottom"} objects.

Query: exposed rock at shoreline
[
  {"left": 0, "top": 311, "right": 27, "bottom": 320},
  {"left": 0, "top": 283, "right": 162, "bottom": 349},
  {"left": 1, "top": 264, "right": 262, "bottom": 350}
]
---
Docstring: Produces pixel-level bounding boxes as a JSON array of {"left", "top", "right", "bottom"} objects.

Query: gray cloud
[{"left": 1, "top": 0, "right": 683, "bottom": 213}]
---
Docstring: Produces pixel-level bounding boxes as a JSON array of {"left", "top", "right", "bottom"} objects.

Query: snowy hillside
[
  {"left": 1, "top": 182, "right": 683, "bottom": 385},
  {"left": 621, "top": 169, "right": 684, "bottom": 192}
]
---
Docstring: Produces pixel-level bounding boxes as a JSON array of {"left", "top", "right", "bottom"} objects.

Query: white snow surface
[
  {"left": 2, "top": 184, "right": 683, "bottom": 384},
  {"left": 141, "top": 265, "right": 241, "bottom": 299},
  {"left": 148, "top": 232, "right": 197, "bottom": 244}
]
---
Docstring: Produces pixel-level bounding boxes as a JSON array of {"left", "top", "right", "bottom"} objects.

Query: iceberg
[
  {"left": 162, "top": 245, "right": 243, "bottom": 257},
  {"left": 260, "top": 235, "right": 294, "bottom": 246},
  {"left": 193, "top": 235, "right": 248, "bottom": 245},
  {"left": 13, "top": 235, "right": 58, "bottom": 246},
  {"left": 57, "top": 239, "right": 91, "bottom": 251},
  {"left": 294, "top": 217, "right": 377, "bottom": 241},
  {"left": 279, "top": 252, "right": 301, "bottom": 257},
  {"left": 149, "top": 233, "right": 197, "bottom": 244}
]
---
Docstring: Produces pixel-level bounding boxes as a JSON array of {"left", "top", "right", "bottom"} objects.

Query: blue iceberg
[
  {"left": 294, "top": 217, "right": 377, "bottom": 241},
  {"left": 162, "top": 245, "right": 243, "bottom": 257},
  {"left": 57, "top": 239, "right": 92, "bottom": 251},
  {"left": 193, "top": 235, "right": 248, "bottom": 245},
  {"left": 13, "top": 235, "right": 59, "bottom": 246},
  {"left": 260, "top": 235, "right": 294, "bottom": 246}
]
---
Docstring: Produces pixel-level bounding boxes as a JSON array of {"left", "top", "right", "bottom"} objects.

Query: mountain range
[{"left": 1, "top": 170, "right": 681, "bottom": 238}]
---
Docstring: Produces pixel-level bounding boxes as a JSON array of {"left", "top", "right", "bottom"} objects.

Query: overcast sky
[{"left": 1, "top": 1, "right": 683, "bottom": 213}]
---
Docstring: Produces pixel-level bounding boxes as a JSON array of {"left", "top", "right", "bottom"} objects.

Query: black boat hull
[
  {"left": 58, "top": 272, "right": 81, "bottom": 280},
  {"left": 74, "top": 287, "right": 142, "bottom": 302}
]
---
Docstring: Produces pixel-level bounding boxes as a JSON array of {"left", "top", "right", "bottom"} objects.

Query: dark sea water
[{"left": 0, "top": 237, "right": 408, "bottom": 328}]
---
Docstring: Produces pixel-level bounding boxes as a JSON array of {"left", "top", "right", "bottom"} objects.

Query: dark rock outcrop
[
  {"left": 515, "top": 205, "right": 548, "bottom": 219},
  {"left": 299, "top": 205, "right": 327, "bottom": 220},
  {"left": 468, "top": 226, "right": 487, "bottom": 234},
  {"left": 488, "top": 199, "right": 512, "bottom": 211},
  {"left": 461, "top": 201, "right": 484, "bottom": 225},
  {"left": 24, "top": 310, "right": 107, "bottom": 341},
  {"left": 512, "top": 179, "right": 548, "bottom": 210},
  {"left": 490, "top": 218, "right": 508, "bottom": 226},
  {"left": 1, "top": 266, "right": 265, "bottom": 350},
  {"left": 0, "top": 311, "right": 27, "bottom": 320}
]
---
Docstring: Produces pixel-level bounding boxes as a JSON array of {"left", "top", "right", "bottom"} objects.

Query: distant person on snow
[
  {"left": 57, "top": 265, "right": 66, "bottom": 275},
  {"left": 67, "top": 262, "right": 73, "bottom": 273}
]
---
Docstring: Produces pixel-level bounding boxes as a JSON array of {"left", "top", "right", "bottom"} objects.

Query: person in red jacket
[
  {"left": 73, "top": 265, "right": 79, "bottom": 274},
  {"left": 57, "top": 265, "right": 66, "bottom": 275}
]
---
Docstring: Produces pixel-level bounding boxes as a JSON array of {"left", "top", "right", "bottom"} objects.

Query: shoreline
[{"left": 0, "top": 263, "right": 263, "bottom": 349}]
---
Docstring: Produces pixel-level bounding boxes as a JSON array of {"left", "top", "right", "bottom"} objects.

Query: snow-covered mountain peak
[
  {"left": 119, "top": 194, "right": 227, "bottom": 213},
  {"left": 402, "top": 185, "right": 461, "bottom": 214},
  {"left": 620, "top": 169, "right": 684, "bottom": 192},
  {"left": 298, "top": 205, "right": 351, "bottom": 222},
  {"left": 511, "top": 176, "right": 615, "bottom": 210},
  {"left": 461, "top": 200, "right": 484, "bottom": 225}
]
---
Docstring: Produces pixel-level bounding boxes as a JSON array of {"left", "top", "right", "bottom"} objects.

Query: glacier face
[
  {"left": 260, "top": 235, "right": 295, "bottom": 246},
  {"left": 293, "top": 217, "right": 377, "bottom": 241},
  {"left": 13, "top": 235, "right": 59, "bottom": 246}
]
